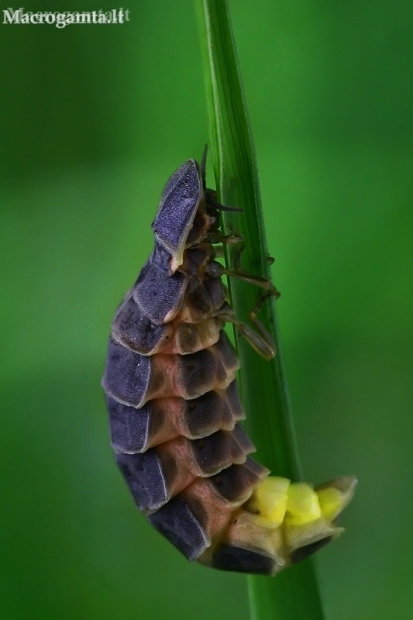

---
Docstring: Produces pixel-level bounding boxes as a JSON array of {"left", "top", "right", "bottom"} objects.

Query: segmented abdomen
[{"left": 102, "top": 253, "right": 273, "bottom": 572}]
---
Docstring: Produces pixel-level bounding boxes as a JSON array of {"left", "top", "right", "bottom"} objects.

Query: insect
[{"left": 102, "top": 153, "right": 356, "bottom": 575}]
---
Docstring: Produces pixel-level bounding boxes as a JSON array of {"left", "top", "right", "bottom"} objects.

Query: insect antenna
[
  {"left": 201, "top": 146, "right": 242, "bottom": 213},
  {"left": 200, "top": 144, "right": 208, "bottom": 187},
  {"left": 212, "top": 201, "right": 243, "bottom": 213}
]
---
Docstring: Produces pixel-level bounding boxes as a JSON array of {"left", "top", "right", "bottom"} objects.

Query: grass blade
[{"left": 195, "top": 1, "right": 326, "bottom": 618}]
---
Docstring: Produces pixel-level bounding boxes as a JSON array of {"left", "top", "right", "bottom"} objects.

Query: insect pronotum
[{"left": 102, "top": 155, "right": 356, "bottom": 575}]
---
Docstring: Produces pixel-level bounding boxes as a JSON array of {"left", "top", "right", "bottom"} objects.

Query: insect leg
[
  {"left": 246, "top": 290, "right": 277, "bottom": 356},
  {"left": 214, "top": 295, "right": 276, "bottom": 361},
  {"left": 205, "top": 223, "right": 279, "bottom": 358},
  {"left": 207, "top": 238, "right": 278, "bottom": 359},
  {"left": 207, "top": 231, "right": 244, "bottom": 253},
  {"left": 207, "top": 260, "right": 279, "bottom": 296},
  {"left": 230, "top": 234, "right": 279, "bottom": 291},
  {"left": 208, "top": 228, "right": 279, "bottom": 293}
]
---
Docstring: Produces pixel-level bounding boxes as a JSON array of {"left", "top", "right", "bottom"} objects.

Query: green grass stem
[{"left": 194, "top": 1, "right": 327, "bottom": 619}]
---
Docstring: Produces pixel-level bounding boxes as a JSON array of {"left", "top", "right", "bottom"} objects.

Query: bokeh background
[{"left": 1, "top": 1, "right": 412, "bottom": 619}]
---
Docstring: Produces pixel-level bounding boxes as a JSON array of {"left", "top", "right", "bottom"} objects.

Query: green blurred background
[{"left": 1, "top": 1, "right": 412, "bottom": 619}]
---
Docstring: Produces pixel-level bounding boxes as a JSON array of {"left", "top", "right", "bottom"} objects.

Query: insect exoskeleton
[{"left": 102, "top": 156, "right": 356, "bottom": 575}]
